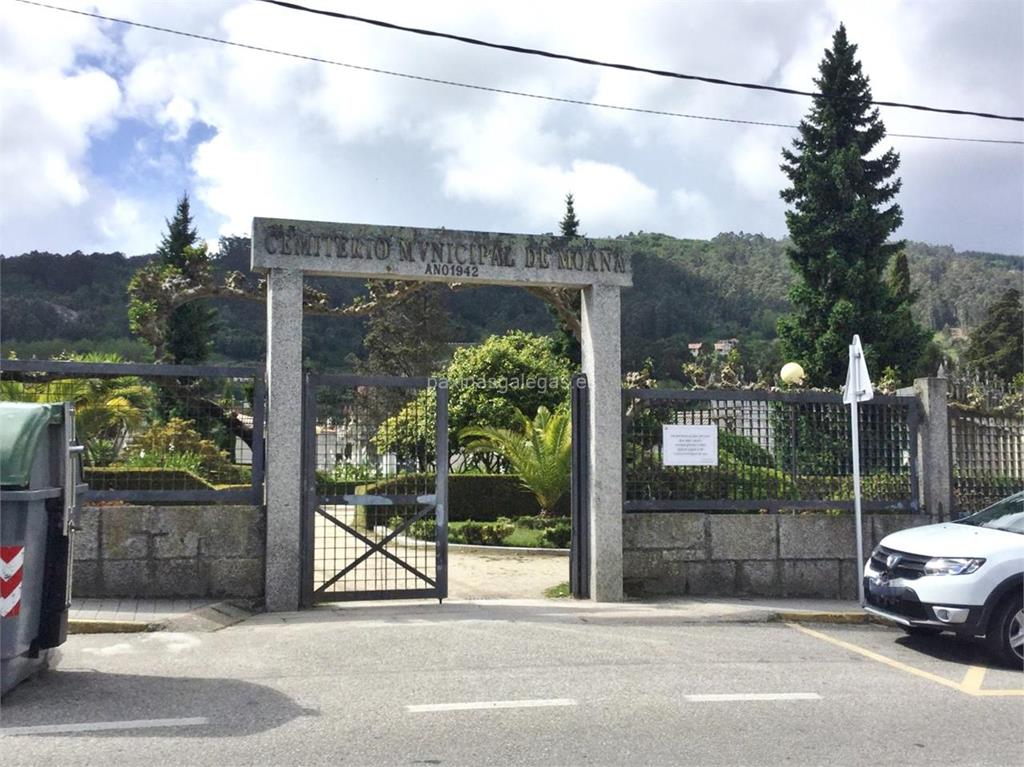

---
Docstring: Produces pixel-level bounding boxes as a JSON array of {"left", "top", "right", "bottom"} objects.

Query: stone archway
[{"left": 252, "top": 218, "right": 630, "bottom": 610}]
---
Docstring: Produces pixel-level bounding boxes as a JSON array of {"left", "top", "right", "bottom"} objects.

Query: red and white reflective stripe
[{"left": 1, "top": 546, "right": 25, "bottom": 617}]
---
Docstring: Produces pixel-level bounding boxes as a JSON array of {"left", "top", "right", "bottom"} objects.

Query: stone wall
[
  {"left": 73, "top": 505, "right": 265, "bottom": 600},
  {"left": 623, "top": 513, "right": 930, "bottom": 599}
]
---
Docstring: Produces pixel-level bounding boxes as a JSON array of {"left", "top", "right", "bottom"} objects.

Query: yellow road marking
[
  {"left": 787, "top": 623, "right": 1024, "bottom": 697},
  {"left": 959, "top": 664, "right": 988, "bottom": 692}
]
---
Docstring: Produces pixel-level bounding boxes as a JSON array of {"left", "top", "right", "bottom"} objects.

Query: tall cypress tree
[
  {"left": 157, "top": 194, "right": 216, "bottom": 363},
  {"left": 559, "top": 192, "right": 580, "bottom": 240},
  {"left": 777, "top": 25, "right": 928, "bottom": 385},
  {"left": 550, "top": 192, "right": 582, "bottom": 364}
]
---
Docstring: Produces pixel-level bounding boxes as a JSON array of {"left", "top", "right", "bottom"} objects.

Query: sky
[{"left": 1, "top": 0, "right": 1022, "bottom": 258}]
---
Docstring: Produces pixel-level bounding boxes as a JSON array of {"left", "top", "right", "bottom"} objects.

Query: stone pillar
[
  {"left": 264, "top": 268, "right": 304, "bottom": 611},
  {"left": 580, "top": 284, "right": 624, "bottom": 601},
  {"left": 914, "top": 376, "right": 952, "bottom": 522}
]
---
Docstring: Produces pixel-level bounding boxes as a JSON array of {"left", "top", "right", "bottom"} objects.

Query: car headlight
[{"left": 923, "top": 557, "right": 985, "bottom": 576}]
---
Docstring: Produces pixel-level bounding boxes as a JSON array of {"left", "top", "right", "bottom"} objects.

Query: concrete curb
[
  {"left": 68, "top": 600, "right": 259, "bottom": 635},
  {"left": 773, "top": 611, "right": 881, "bottom": 625},
  {"left": 68, "top": 620, "right": 162, "bottom": 634},
  {"left": 449, "top": 543, "right": 569, "bottom": 557},
  {"left": 163, "top": 601, "right": 258, "bottom": 632}
]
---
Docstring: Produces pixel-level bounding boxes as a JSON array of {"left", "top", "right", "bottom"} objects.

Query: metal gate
[
  {"left": 569, "top": 373, "right": 590, "bottom": 598},
  {"left": 300, "top": 373, "right": 448, "bottom": 605}
]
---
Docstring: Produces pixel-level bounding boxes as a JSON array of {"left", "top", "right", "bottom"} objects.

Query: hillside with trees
[{"left": 2, "top": 232, "right": 1019, "bottom": 382}]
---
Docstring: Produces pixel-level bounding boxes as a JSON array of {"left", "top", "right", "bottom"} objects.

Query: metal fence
[
  {"left": 623, "top": 388, "right": 919, "bottom": 513},
  {"left": 302, "top": 373, "right": 446, "bottom": 603},
  {"left": 949, "top": 406, "right": 1024, "bottom": 515},
  {"left": 0, "top": 359, "right": 265, "bottom": 504}
]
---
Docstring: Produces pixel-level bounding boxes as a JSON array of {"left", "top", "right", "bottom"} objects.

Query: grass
[
  {"left": 445, "top": 517, "right": 566, "bottom": 548},
  {"left": 544, "top": 581, "right": 570, "bottom": 599},
  {"left": 499, "top": 526, "right": 550, "bottom": 548}
]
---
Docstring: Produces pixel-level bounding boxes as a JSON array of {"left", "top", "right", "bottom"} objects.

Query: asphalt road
[{"left": 1, "top": 600, "right": 1021, "bottom": 766}]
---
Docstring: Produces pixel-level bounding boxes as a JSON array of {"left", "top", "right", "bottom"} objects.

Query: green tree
[
  {"left": 549, "top": 192, "right": 583, "bottom": 364},
  {"left": 358, "top": 281, "right": 451, "bottom": 377},
  {"left": 460, "top": 406, "right": 571, "bottom": 515},
  {"left": 156, "top": 194, "right": 216, "bottom": 364},
  {"left": 373, "top": 331, "right": 573, "bottom": 468},
  {"left": 559, "top": 192, "right": 580, "bottom": 240},
  {"left": 776, "top": 24, "right": 929, "bottom": 386},
  {"left": 964, "top": 288, "right": 1024, "bottom": 381}
]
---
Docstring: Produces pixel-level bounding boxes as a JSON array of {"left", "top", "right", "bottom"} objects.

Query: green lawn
[{"left": 445, "top": 517, "right": 570, "bottom": 548}]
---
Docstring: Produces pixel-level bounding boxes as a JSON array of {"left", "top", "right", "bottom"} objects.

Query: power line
[
  {"left": 10, "top": 0, "right": 1024, "bottom": 146},
  {"left": 256, "top": 0, "right": 1024, "bottom": 124}
]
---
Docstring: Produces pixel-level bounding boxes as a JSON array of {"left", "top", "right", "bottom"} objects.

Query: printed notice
[{"left": 662, "top": 424, "right": 718, "bottom": 466}]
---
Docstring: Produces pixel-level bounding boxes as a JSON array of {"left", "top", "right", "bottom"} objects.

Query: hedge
[
  {"left": 355, "top": 473, "right": 570, "bottom": 523},
  {"left": 83, "top": 466, "right": 215, "bottom": 491}
]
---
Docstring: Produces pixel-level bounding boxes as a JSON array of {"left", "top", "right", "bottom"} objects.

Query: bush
[
  {"left": 450, "top": 518, "right": 516, "bottom": 545},
  {"left": 388, "top": 514, "right": 437, "bottom": 541},
  {"left": 515, "top": 515, "right": 571, "bottom": 530},
  {"left": 541, "top": 521, "right": 572, "bottom": 548},
  {"left": 125, "top": 417, "right": 235, "bottom": 480},
  {"left": 356, "top": 473, "right": 570, "bottom": 523},
  {"left": 83, "top": 466, "right": 214, "bottom": 491}
]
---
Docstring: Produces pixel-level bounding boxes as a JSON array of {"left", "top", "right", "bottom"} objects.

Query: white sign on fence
[{"left": 662, "top": 424, "right": 719, "bottom": 466}]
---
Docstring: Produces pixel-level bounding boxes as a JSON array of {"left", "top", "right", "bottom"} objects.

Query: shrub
[
  {"left": 125, "top": 449, "right": 204, "bottom": 474},
  {"left": 83, "top": 466, "right": 214, "bottom": 491},
  {"left": 126, "top": 417, "right": 234, "bottom": 478},
  {"left": 516, "top": 515, "right": 571, "bottom": 530},
  {"left": 542, "top": 521, "right": 572, "bottom": 548},
  {"left": 356, "top": 473, "right": 570, "bottom": 522},
  {"left": 450, "top": 519, "right": 515, "bottom": 545},
  {"left": 388, "top": 514, "right": 437, "bottom": 541}
]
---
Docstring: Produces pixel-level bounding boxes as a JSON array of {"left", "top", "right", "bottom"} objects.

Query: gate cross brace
[{"left": 314, "top": 504, "right": 437, "bottom": 593}]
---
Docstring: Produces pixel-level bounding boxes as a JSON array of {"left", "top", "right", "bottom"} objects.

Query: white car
[{"left": 863, "top": 492, "right": 1024, "bottom": 668}]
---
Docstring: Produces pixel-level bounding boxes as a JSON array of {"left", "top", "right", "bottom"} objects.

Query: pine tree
[
  {"left": 776, "top": 25, "right": 929, "bottom": 386},
  {"left": 559, "top": 193, "right": 580, "bottom": 240},
  {"left": 550, "top": 192, "right": 582, "bottom": 364},
  {"left": 157, "top": 194, "right": 216, "bottom": 363},
  {"left": 964, "top": 288, "right": 1023, "bottom": 381}
]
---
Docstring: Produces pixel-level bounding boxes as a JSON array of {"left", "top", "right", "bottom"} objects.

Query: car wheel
[
  {"left": 903, "top": 626, "right": 942, "bottom": 637},
  {"left": 984, "top": 593, "right": 1024, "bottom": 670}
]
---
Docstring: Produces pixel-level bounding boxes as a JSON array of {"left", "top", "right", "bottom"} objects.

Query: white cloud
[{"left": 0, "top": 0, "right": 1021, "bottom": 257}]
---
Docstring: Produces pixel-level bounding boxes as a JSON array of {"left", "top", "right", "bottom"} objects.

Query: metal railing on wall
[
  {"left": 0, "top": 359, "right": 265, "bottom": 505},
  {"left": 949, "top": 406, "right": 1024, "bottom": 515},
  {"left": 622, "top": 388, "right": 920, "bottom": 514}
]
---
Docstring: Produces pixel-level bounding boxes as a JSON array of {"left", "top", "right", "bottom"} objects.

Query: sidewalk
[
  {"left": 246, "top": 595, "right": 872, "bottom": 629},
  {"left": 68, "top": 599, "right": 252, "bottom": 633},
  {"left": 66, "top": 595, "right": 872, "bottom": 633},
  {"left": 70, "top": 598, "right": 213, "bottom": 624}
]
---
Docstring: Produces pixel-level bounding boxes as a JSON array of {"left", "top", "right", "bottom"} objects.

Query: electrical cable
[
  {"left": 256, "top": 0, "right": 1024, "bottom": 123},
  {"left": 9, "top": 0, "right": 1024, "bottom": 145}
]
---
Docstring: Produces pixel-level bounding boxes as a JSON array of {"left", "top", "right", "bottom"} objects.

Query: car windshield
[{"left": 956, "top": 493, "right": 1024, "bottom": 534}]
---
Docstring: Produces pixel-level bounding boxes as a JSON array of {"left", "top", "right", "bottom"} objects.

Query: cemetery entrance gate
[{"left": 300, "top": 373, "right": 448, "bottom": 604}]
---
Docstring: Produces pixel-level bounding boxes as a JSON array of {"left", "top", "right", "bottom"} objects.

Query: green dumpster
[{"left": 1, "top": 402, "right": 83, "bottom": 696}]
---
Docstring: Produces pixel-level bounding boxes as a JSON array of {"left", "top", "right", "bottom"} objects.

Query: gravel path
[{"left": 447, "top": 547, "right": 569, "bottom": 599}]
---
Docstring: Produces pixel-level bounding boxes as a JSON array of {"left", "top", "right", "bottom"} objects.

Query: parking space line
[
  {"left": 959, "top": 664, "right": 988, "bottom": 693},
  {"left": 685, "top": 693, "right": 821, "bottom": 702},
  {"left": 788, "top": 623, "right": 1024, "bottom": 697},
  {"left": 407, "top": 698, "right": 577, "bottom": 712},
  {"left": 789, "top": 623, "right": 966, "bottom": 692},
  {"left": 0, "top": 717, "right": 210, "bottom": 736}
]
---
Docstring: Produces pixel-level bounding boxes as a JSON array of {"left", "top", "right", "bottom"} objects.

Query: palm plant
[
  {"left": 1, "top": 354, "right": 154, "bottom": 465},
  {"left": 459, "top": 406, "right": 572, "bottom": 515}
]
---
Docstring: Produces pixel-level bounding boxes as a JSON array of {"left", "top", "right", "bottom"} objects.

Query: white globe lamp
[{"left": 780, "top": 362, "right": 805, "bottom": 385}]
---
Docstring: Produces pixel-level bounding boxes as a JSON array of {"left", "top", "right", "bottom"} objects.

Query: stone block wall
[
  {"left": 623, "top": 513, "right": 930, "bottom": 599},
  {"left": 73, "top": 505, "right": 265, "bottom": 600}
]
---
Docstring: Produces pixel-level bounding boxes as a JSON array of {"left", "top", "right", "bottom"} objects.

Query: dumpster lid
[{"left": 0, "top": 402, "right": 64, "bottom": 488}]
